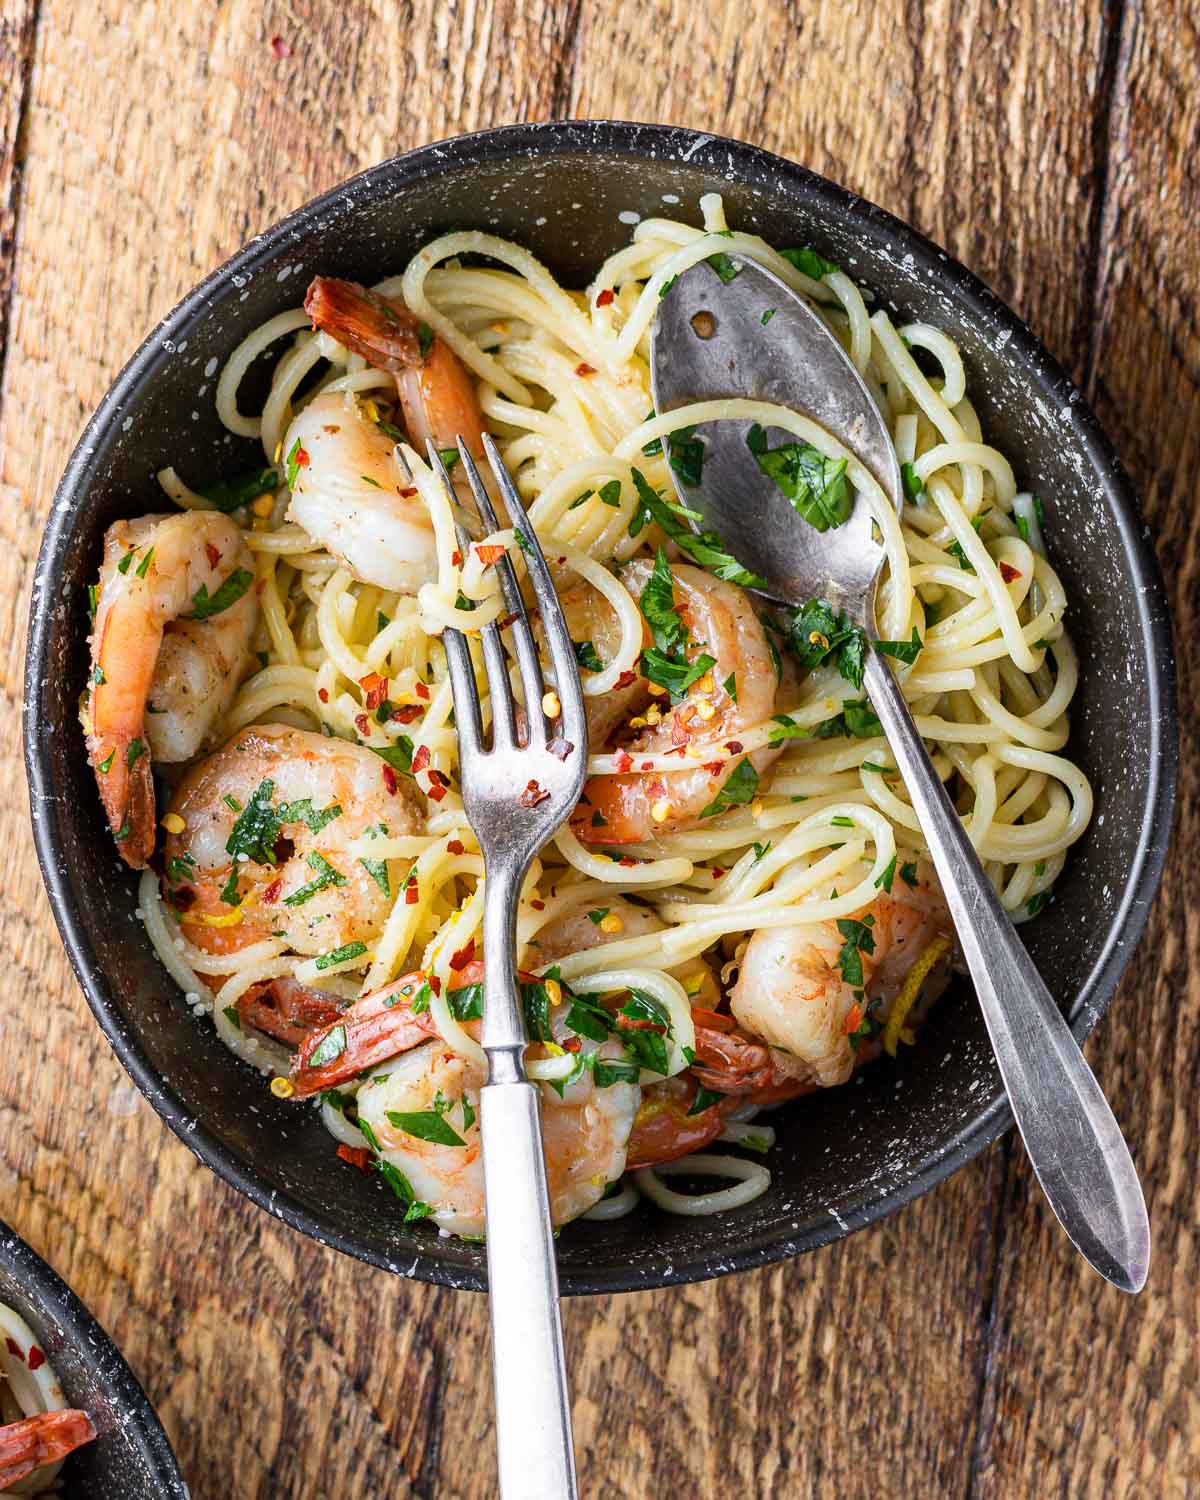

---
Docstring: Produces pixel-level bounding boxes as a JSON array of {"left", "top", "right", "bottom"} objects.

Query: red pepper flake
[
  {"left": 711, "top": 867, "right": 725, "bottom": 880},
  {"left": 519, "top": 779, "right": 551, "bottom": 808},
  {"left": 27, "top": 1346, "right": 45, "bottom": 1372},
  {"left": 425, "top": 769, "right": 448, "bottom": 802},
  {"left": 614, "top": 670, "right": 638, "bottom": 690},
  {"left": 381, "top": 765, "right": 399, "bottom": 796},
  {"left": 399, "top": 486, "right": 418, "bottom": 498},
  {"left": 704, "top": 761, "right": 724, "bottom": 774},
  {"left": 415, "top": 682, "right": 431, "bottom": 701},
  {"left": 354, "top": 713, "right": 370, "bottom": 737},
  {"left": 359, "top": 672, "right": 389, "bottom": 710},
  {"left": 999, "top": 561, "right": 1022, "bottom": 583},
  {"left": 664, "top": 745, "right": 686, "bottom": 757},
  {"left": 640, "top": 760, "right": 654, "bottom": 772},
  {"left": 270, "top": 35, "right": 293, "bottom": 59},
  {"left": 429, "top": 975, "right": 442, "bottom": 996},
  {"left": 5, "top": 1337, "right": 23, "bottom": 1361},
  {"left": 412, "top": 744, "right": 431, "bottom": 774},
  {"left": 296, "top": 446, "right": 310, "bottom": 470},
  {"left": 574, "top": 362, "right": 596, "bottom": 377},
  {"left": 596, "top": 289, "right": 615, "bottom": 306},
  {"left": 337, "top": 1144, "right": 372, "bottom": 1171},
  {"left": 474, "top": 543, "right": 506, "bottom": 567},
  {"left": 528, "top": 899, "right": 546, "bottom": 913},
  {"left": 547, "top": 737, "right": 573, "bottom": 761},
  {"left": 562, "top": 1035, "right": 582, "bottom": 1053},
  {"left": 262, "top": 878, "right": 283, "bottom": 905},
  {"left": 842, "top": 1002, "right": 864, "bottom": 1036},
  {"left": 612, "top": 748, "right": 633, "bottom": 773},
  {"left": 447, "top": 839, "right": 465, "bottom": 856},
  {"left": 392, "top": 703, "right": 423, "bottom": 724},
  {"left": 618, "top": 856, "right": 638, "bottom": 869},
  {"left": 451, "top": 548, "right": 463, "bottom": 568},
  {"left": 204, "top": 542, "right": 221, "bottom": 569},
  {"left": 496, "top": 611, "right": 518, "bottom": 631},
  {"left": 449, "top": 938, "right": 476, "bottom": 971},
  {"left": 405, "top": 881, "right": 420, "bottom": 905},
  {"left": 318, "top": 688, "right": 329, "bottom": 703},
  {"left": 724, "top": 740, "right": 743, "bottom": 754}
]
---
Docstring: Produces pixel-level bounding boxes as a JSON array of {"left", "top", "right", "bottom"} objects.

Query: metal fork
[{"left": 431, "top": 434, "right": 585, "bottom": 1500}]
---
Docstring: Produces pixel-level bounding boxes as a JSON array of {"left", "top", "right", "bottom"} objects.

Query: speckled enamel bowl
[
  {"left": 24, "top": 122, "right": 1176, "bottom": 1292},
  {"left": 0, "top": 1224, "right": 186, "bottom": 1496}
]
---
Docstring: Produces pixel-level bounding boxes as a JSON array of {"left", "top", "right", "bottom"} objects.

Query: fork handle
[{"left": 481, "top": 1068, "right": 579, "bottom": 1499}]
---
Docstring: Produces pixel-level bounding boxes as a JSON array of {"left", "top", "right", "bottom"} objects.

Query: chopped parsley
[
  {"left": 875, "top": 627, "right": 923, "bottom": 665},
  {"left": 417, "top": 322, "right": 434, "bottom": 358},
  {"left": 202, "top": 467, "right": 278, "bottom": 513},
  {"left": 359, "top": 857, "right": 390, "bottom": 897},
  {"left": 386, "top": 1104, "right": 465, "bottom": 1148},
  {"left": 901, "top": 462, "right": 924, "bottom": 501},
  {"left": 617, "top": 989, "right": 673, "bottom": 1075},
  {"left": 747, "top": 423, "right": 851, "bottom": 533},
  {"left": 97, "top": 748, "right": 115, "bottom": 774},
  {"left": 135, "top": 547, "right": 155, "bottom": 578},
  {"left": 836, "top": 914, "right": 876, "bottom": 987},
  {"left": 899, "top": 860, "right": 919, "bottom": 887},
  {"left": 315, "top": 941, "right": 367, "bottom": 971},
  {"left": 874, "top": 853, "right": 897, "bottom": 893},
  {"left": 761, "top": 308, "right": 776, "bottom": 325},
  {"left": 780, "top": 246, "right": 838, "bottom": 279},
  {"left": 783, "top": 599, "right": 868, "bottom": 688},
  {"left": 370, "top": 739, "right": 415, "bottom": 776},
  {"left": 688, "top": 1084, "right": 724, "bottom": 1116},
  {"left": 598, "top": 479, "right": 622, "bottom": 507},
  {"left": 283, "top": 852, "right": 347, "bottom": 906},
  {"left": 665, "top": 425, "right": 705, "bottom": 488},
  {"left": 699, "top": 759, "right": 759, "bottom": 818},
  {"left": 706, "top": 252, "right": 741, "bottom": 283},
  {"left": 630, "top": 469, "right": 767, "bottom": 590},
  {"left": 573, "top": 639, "right": 604, "bottom": 672},
  {"left": 308, "top": 1024, "right": 347, "bottom": 1068},
  {"left": 1026, "top": 890, "right": 1053, "bottom": 918},
  {"left": 189, "top": 568, "right": 254, "bottom": 620},
  {"left": 586, "top": 908, "right": 610, "bottom": 925},
  {"left": 285, "top": 438, "right": 304, "bottom": 490}
]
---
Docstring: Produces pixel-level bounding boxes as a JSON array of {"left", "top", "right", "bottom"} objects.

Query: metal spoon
[{"left": 651, "top": 256, "right": 1150, "bottom": 1292}]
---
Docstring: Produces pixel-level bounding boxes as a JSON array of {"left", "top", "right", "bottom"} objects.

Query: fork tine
[
  {"left": 480, "top": 433, "right": 587, "bottom": 755},
  {"left": 427, "top": 443, "right": 518, "bottom": 748},
  {"left": 455, "top": 440, "right": 548, "bottom": 744}
]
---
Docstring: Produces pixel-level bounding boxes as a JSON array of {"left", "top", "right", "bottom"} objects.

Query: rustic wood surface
[{"left": 0, "top": 1, "right": 1195, "bottom": 1495}]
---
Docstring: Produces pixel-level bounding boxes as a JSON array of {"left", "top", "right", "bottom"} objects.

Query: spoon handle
[{"left": 862, "top": 649, "right": 1150, "bottom": 1291}]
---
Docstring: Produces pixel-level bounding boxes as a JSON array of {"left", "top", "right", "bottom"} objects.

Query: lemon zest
[{"left": 883, "top": 934, "right": 952, "bottom": 1056}]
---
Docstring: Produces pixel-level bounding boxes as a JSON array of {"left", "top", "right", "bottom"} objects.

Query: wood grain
[{"left": 0, "top": 1, "right": 1194, "bottom": 1497}]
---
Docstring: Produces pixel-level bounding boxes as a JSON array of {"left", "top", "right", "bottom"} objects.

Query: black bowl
[
  {"left": 0, "top": 1223, "right": 186, "bottom": 1497},
  {"left": 24, "top": 122, "right": 1176, "bottom": 1293}
]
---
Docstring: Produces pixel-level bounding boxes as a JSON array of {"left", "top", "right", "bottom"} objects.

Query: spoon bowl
[{"left": 651, "top": 256, "right": 899, "bottom": 610}]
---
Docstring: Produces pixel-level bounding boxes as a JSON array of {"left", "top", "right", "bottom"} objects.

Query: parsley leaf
[
  {"left": 901, "top": 462, "right": 924, "bottom": 501},
  {"left": 747, "top": 424, "right": 851, "bottom": 532},
  {"left": 314, "top": 940, "right": 367, "bottom": 971},
  {"left": 386, "top": 1108, "right": 466, "bottom": 1147},
  {"left": 706, "top": 252, "right": 741, "bottom": 283},
  {"left": 836, "top": 915, "right": 876, "bottom": 987},
  {"left": 573, "top": 639, "right": 603, "bottom": 672},
  {"left": 639, "top": 548, "right": 687, "bottom": 654},
  {"left": 189, "top": 568, "right": 254, "bottom": 620},
  {"left": 630, "top": 470, "right": 767, "bottom": 589},
  {"left": 203, "top": 467, "right": 278, "bottom": 513},
  {"left": 780, "top": 246, "right": 838, "bottom": 279},
  {"left": 875, "top": 853, "right": 897, "bottom": 893},
  {"left": 225, "top": 779, "right": 281, "bottom": 865},
  {"left": 359, "top": 857, "right": 390, "bottom": 897},
  {"left": 283, "top": 851, "right": 347, "bottom": 906},
  {"left": 688, "top": 1083, "right": 724, "bottom": 1116},
  {"left": 875, "top": 627, "right": 923, "bottom": 665},
  {"left": 699, "top": 759, "right": 759, "bottom": 818},
  {"left": 666, "top": 425, "right": 705, "bottom": 487},
  {"left": 308, "top": 1025, "right": 347, "bottom": 1068},
  {"left": 640, "top": 647, "right": 716, "bottom": 704}
]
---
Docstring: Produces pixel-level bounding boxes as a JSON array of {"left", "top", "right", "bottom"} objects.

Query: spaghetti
[{"left": 84, "top": 195, "right": 1091, "bottom": 1235}]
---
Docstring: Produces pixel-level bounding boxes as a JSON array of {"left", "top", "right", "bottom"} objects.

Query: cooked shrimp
[
  {"left": 356, "top": 1031, "right": 639, "bottom": 1236},
  {"left": 570, "top": 560, "right": 780, "bottom": 844},
  {"left": 285, "top": 277, "right": 486, "bottom": 593},
  {"left": 304, "top": 276, "right": 485, "bottom": 455},
  {"left": 82, "top": 510, "right": 257, "bottom": 866},
  {"left": 729, "top": 874, "right": 955, "bottom": 1089},
  {"left": 532, "top": 897, "right": 719, "bottom": 1007},
  {"left": 289, "top": 970, "right": 443, "bottom": 1093},
  {"left": 283, "top": 390, "right": 441, "bottom": 594},
  {"left": 0, "top": 1410, "right": 96, "bottom": 1492},
  {"left": 161, "top": 723, "right": 423, "bottom": 959}
]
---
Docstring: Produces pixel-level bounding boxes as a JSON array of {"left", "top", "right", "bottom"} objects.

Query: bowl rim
[
  {"left": 23, "top": 119, "right": 1179, "bottom": 1294},
  {"left": 0, "top": 1221, "right": 188, "bottom": 1495}
]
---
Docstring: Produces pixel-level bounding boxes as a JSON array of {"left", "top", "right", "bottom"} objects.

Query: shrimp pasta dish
[
  {"left": 80, "top": 194, "right": 1092, "bottom": 1236},
  {"left": 0, "top": 1303, "right": 95, "bottom": 1494}
]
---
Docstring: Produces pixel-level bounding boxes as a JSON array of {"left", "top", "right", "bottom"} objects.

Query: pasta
[{"left": 82, "top": 196, "right": 1092, "bottom": 1237}]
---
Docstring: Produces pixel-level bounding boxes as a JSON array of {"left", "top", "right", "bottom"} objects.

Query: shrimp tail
[
  {"left": 304, "top": 277, "right": 424, "bottom": 371},
  {"left": 238, "top": 977, "right": 345, "bottom": 1047},
  {"left": 625, "top": 1076, "right": 728, "bottom": 1169},
  {"left": 0, "top": 1409, "right": 98, "bottom": 1489},
  {"left": 689, "top": 1013, "right": 815, "bottom": 1101},
  {"left": 88, "top": 729, "right": 155, "bottom": 868},
  {"left": 290, "top": 970, "right": 441, "bottom": 1096}
]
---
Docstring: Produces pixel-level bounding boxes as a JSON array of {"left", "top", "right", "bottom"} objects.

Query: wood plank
[
  {"left": 0, "top": 1, "right": 1159, "bottom": 1497},
  {"left": 0, "top": 0, "right": 37, "bottom": 365},
  {"left": 970, "top": 3, "right": 1200, "bottom": 1496}
]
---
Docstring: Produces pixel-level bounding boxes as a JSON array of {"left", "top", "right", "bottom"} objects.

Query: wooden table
[{"left": 1, "top": 2, "right": 1196, "bottom": 1495}]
